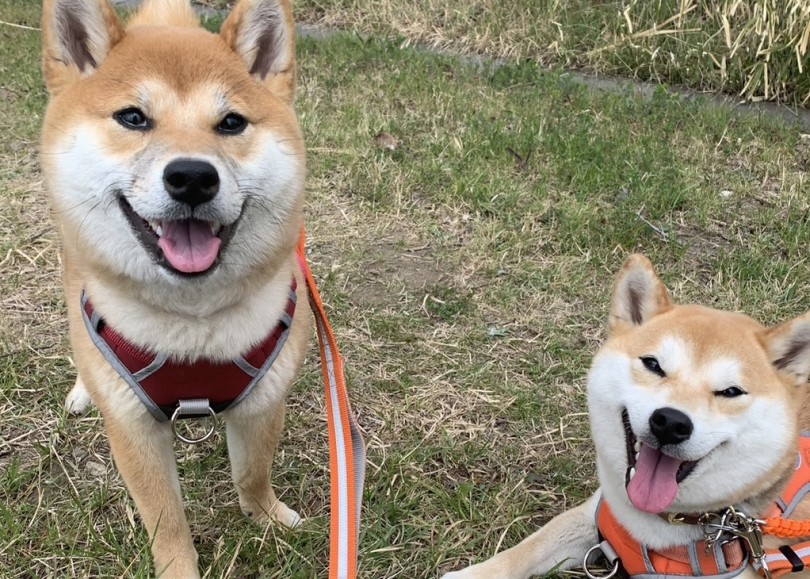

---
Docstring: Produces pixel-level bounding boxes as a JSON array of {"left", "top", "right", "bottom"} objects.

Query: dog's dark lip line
[
  {"left": 676, "top": 460, "right": 698, "bottom": 484},
  {"left": 621, "top": 408, "right": 699, "bottom": 487},
  {"left": 623, "top": 408, "right": 636, "bottom": 487},
  {"left": 117, "top": 195, "right": 242, "bottom": 278},
  {"left": 118, "top": 195, "right": 160, "bottom": 250}
]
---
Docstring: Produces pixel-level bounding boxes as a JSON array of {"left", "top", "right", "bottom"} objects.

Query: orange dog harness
[
  {"left": 594, "top": 501, "right": 748, "bottom": 578},
  {"left": 593, "top": 434, "right": 810, "bottom": 579},
  {"left": 757, "top": 434, "right": 810, "bottom": 576}
]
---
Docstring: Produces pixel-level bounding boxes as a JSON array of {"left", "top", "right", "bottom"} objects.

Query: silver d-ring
[
  {"left": 583, "top": 544, "right": 620, "bottom": 579},
  {"left": 171, "top": 406, "right": 218, "bottom": 445}
]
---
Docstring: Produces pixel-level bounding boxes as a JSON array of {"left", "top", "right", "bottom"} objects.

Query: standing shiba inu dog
[
  {"left": 40, "top": 0, "right": 310, "bottom": 576},
  {"left": 444, "top": 255, "right": 810, "bottom": 579}
]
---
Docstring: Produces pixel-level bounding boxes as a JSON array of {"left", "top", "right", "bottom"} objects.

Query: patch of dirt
[
  {"left": 675, "top": 225, "right": 734, "bottom": 282},
  {"left": 350, "top": 243, "right": 447, "bottom": 309}
]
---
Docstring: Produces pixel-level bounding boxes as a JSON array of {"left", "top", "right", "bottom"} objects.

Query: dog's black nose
[
  {"left": 163, "top": 159, "right": 220, "bottom": 208},
  {"left": 649, "top": 407, "right": 693, "bottom": 445}
]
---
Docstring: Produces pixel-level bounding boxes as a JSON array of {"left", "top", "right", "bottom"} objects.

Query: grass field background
[
  {"left": 288, "top": 0, "right": 810, "bottom": 107},
  {"left": 1, "top": 1, "right": 809, "bottom": 577}
]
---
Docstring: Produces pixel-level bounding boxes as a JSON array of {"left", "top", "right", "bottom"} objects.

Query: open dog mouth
[
  {"left": 118, "top": 196, "right": 240, "bottom": 276},
  {"left": 622, "top": 409, "right": 698, "bottom": 514}
]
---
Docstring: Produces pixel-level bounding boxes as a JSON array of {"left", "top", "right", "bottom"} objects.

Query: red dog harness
[
  {"left": 593, "top": 434, "right": 810, "bottom": 579},
  {"left": 80, "top": 279, "right": 297, "bottom": 422}
]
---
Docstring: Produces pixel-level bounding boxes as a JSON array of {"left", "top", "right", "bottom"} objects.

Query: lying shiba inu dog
[
  {"left": 444, "top": 255, "right": 810, "bottom": 579},
  {"left": 40, "top": 0, "right": 310, "bottom": 576}
]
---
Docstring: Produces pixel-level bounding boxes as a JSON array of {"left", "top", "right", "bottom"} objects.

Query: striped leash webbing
[{"left": 297, "top": 230, "right": 366, "bottom": 579}]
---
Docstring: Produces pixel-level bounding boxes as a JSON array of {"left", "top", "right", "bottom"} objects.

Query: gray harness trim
[
  {"left": 80, "top": 291, "right": 167, "bottom": 420},
  {"left": 132, "top": 352, "right": 169, "bottom": 382},
  {"left": 712, "top": 540, "right": 728, "bottom": 573},
  {"left": 229, "top": 312, "right": 294, "bottom": 410},
  {"left": 687, "top": 543, "right": 701, "bottom": 575},
  {"left": 641, "top": 543, "right": 655, "bottom": 574},
  {"left": 781, "top": 483, "right": 810, "bottom": 518}
]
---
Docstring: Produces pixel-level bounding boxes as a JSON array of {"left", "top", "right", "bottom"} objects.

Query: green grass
[{"left": 1, "top": 1, "right": 809, "bottom": 578}]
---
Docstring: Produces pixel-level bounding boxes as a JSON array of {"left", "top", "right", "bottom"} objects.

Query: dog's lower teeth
[{"left": 629, "top": 467, "right": 636, "bottom": 480}]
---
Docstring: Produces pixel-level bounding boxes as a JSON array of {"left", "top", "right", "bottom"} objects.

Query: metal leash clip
[
  {"left": 171, "top": 398, "right": 218, "bottom": 445},
  {"left": 700, "top": 506, "right": 770, "bottom": 579},
  {"left": 583, "top": 541, "right": 621, "bottom": 579}
]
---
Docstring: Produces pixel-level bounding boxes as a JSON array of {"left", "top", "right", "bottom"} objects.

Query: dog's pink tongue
[
  {"left": 157, "top": 219, "right": 220, "bottom": 273},
  {"left": 627, "top": 444, "right": 683, "bottom": 514}
]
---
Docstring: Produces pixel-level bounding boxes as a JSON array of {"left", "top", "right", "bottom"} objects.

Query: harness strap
[
  {"left": 752, "top": 434, "right": 810, "bottom": 577},
  {"left": 596, "top": 500, "right": 748, "bottom": 578},
  {"left": 773, "top": 435, "right": 810, "bottom": 519},
  {"left": 297, "top": 230, "right": 365, "bottom": 579},
  {"left": 595, "top": 435, "right": 810, "bottom": 579},
  {"left": 758, "top": 542, "right": 810, "bottom": 577}
]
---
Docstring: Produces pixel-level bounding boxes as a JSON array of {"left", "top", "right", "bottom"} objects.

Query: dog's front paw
[
  {"left": 271, "top": 500, "right": 303, "bottom": 528},
  {"left": 241, "top": 498, "right": 303, "bottom": 528},
  {"left": 65, "top": 377, "right": 92, "bottom": 414}
]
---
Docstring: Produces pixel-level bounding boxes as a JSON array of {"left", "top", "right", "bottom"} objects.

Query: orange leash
[{"left": 297, "top": 230, "right": 366, "bottom": 579}]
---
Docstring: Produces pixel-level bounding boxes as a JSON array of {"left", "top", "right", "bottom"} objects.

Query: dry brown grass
[{"left": 292, "top": 0, "right": 810, "bottom": 106}]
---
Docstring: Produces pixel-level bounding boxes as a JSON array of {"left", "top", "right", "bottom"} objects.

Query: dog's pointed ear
[
  {"left": 220, "top": 0, "right": 296, "bottom": 104},
  {"left": 41, "top": 0, "right": 124, "bottom": 94},
  {"left": 608, "top": 254, "right": 672, "bottom": 334},
  {"left": 761, "top": 313, "right": 810, "bottom": 385}
]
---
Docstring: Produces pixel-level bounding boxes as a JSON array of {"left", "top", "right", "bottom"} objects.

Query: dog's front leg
[
  {"left": 225, "top": 402, "right": 301, "bottom": 528},
  {"left": 104, "top": 414, "right": 200, "bottom": 579},
  {"left": 442, "top": 492, "right": 600, "bottom": 579}
]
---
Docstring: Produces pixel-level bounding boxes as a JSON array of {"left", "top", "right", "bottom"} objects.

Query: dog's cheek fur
[
  {"left": 42, "top": 122, "right": 157, "bottom": 277},
  {"left": 675, "top": 396, "right": 796, "bottom": 511},
  {"left": 238, "top": 131, "right": 305, "bottom": 223},
  {"left": 587, "top": 351, "right": 634, "bottom": 482}
]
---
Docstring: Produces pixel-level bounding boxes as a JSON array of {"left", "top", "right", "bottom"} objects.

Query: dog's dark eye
[
  {"left": 216, "top": 113, "right": 248, "bottom": 135},
  {"left": 114, "top": 107, "right": 151, "bottom": 130},
  {"left": 640, "top": 356, "right": 666, "bottom": 377},
  {"left": 715, "top": 386, "right": 746, "bottom": 398}
]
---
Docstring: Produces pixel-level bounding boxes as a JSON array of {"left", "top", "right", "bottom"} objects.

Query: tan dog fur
[
  {"left": 444, "top": 255, "right": 810, "bottom": 579},
  {"left": 40, "top": 1, "right": 310, "bottom": 576}
]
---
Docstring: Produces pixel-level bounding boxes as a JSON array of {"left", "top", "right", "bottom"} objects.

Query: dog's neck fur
[{"left": 77, "top": 253, "right": 300, "bottom": 362}]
